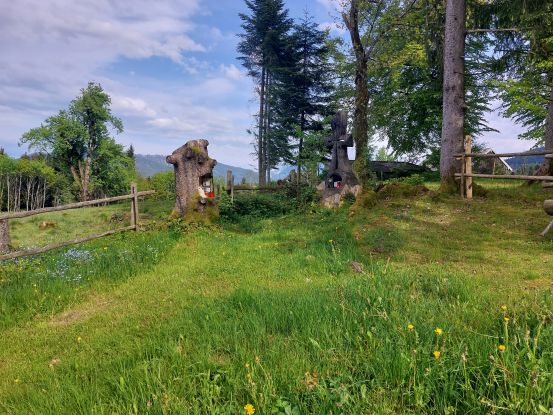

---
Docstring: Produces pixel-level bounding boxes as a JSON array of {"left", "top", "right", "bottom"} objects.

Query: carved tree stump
[
  {"left": 542, "top": 200, "right": 553, "bottom": 236},
  {"left": 166, "top": 139, "right": 217, "bottom": 217}
]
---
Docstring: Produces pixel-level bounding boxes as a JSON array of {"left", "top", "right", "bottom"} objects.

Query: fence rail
[
  {"left": 0, "top": 184, "right": 155, "bottom": 261},
  {"left": 457, "top": 136, "right": 553, "bottom": 200}
]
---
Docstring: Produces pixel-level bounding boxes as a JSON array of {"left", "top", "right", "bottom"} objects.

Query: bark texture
[
  {"left": 541, "top": 78, "right": 553, "bottom": 175},
  {"left": 166, "top": 140, "right": 217, "bottom": 217},
  {"left": 0, "top": 220, "right": 9, "bottom": 254},
  {"left": 440, "top": 0, "right": 466, "bottom": 191},
  {"left": 343, "top": 1, "right": 370, "bottom": 187}
]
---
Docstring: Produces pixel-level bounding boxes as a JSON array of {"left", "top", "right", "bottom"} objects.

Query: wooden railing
[
  {"left": 0, "top": 184, "right": 155, "bottom": 261},
  {"left": 454, "top": 136, "right": 553, "bottom": 199}
]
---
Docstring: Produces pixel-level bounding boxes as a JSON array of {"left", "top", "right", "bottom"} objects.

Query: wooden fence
[
  {"left": 455, "top": 136, "right": 553, "bottom": 199},
  {"left": 0, "top": 184, "right": 155, "bottom": 261}
]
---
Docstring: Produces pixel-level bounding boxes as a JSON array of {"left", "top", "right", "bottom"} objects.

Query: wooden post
[
  {"left": 231, "top": 175, "right": 235, "bottom": 203},
  {"left": 130, "top": 183, "right": 138, "bottom": 230},
  {"left": 226, "top": 170, "right": 232, "bottom": 194},
  {"left": 464, "top": 135, "right": 473, "bottom": 199},
  {"left": 0, "top": 220, "right": 10, "bottom": 254},
  {"left": 460, "top": 154, "right": 465, "bottom": 198}
]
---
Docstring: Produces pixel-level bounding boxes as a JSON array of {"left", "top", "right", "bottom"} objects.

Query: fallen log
[{"left": 545, "top": 200, "right": 553, "bottom": 216}]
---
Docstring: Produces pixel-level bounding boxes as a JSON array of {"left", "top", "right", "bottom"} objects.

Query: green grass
[{"left": 0, "top": 183, "right": 552, "bottom": 414}]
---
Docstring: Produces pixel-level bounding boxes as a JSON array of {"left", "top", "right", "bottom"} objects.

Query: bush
[{"left": 219, "top": 184, "right": 320, "bottom": 222}]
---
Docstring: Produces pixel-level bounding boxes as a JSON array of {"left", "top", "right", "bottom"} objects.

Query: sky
[{"left": 0, "top": 0, "right": 535, "bottom": 170}]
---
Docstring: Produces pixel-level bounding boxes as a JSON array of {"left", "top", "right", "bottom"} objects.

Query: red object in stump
[{"left": 206, "top": 191, "right": 215, "bottom": 199}]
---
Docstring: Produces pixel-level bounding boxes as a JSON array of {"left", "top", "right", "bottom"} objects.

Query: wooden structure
[
  {"left": 0, "top": 184, "right": 155, "bottom": 261},
  {"left": 455, "top": 137, "right": 553, "bottom": 236},
  {"left": 166, "top": 139, "right": 217, "bottom": 217},
  {"left": 321, "top": 111, "right": 361, "bottom": 208},
  {"left": 455, "top": 137, "right": 553, "bottom": 199}
]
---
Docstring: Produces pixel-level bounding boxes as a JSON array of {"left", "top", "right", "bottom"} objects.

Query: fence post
[
  {"left": 464, "top": 135, "right": 473, "bottom": 200},
  {"left": 231, "top": 175, "right": 235, "bottom": 203},
  {"left": 0, "top": 220, "right": 10, "bottom": 254},
  {"left": 130, "top": 183, "right": 138, "bottom": 230}
]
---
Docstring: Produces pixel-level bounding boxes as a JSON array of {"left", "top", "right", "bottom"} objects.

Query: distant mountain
[
  {"left": 135, "top": 154, "right": 258, "bottom": 184},
  {"left": 505, "top": 147, "right": 545, "bottom": 171}
]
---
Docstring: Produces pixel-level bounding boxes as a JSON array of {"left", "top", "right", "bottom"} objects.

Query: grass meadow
[{"left": 0, "top": 182, "right": 552, "bottom": 414}]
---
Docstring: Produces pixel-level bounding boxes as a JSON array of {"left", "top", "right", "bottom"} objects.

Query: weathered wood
[
  {"left": 231, "top": 175, "right": 234, "bottom": 203},
  {"left": 130, "top": 183, "right": 138, "bottom": 230},
  {"left": 454, "top": 150, "right": 553, "bottom": 159},
  {"left": 0, "top": 220, "right": 10, "bottom": 254},
  {"left": 464, "top": 136, "right": 473, "bottom": 200},
  {"left": 0, "top": 191, "right": 155, "bottom": 221},
  {"left": 543, "top": 182, "right": 553, "bottom": 188},
  {"left": 166, "top": 140, "right": 217, "bottom": 216},
  {"left": 0, "top": 226, "right": 135, "bottom": 261},
  {"left": 455, "top": 173, "right": 553, "bottom": 181},
  {"left": 541, "top": 219, "right": 553, "bottom": 237},
  {"left": 545, "top": 200, "right": 553, "bottom": 216}
]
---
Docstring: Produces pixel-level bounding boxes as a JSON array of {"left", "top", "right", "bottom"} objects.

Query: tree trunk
[
  {"left": 439, "top": 0, "right": 466, "bottom": 192},
  {"left": 537, "top": 75, "right": 553, "bottom": 176},
  {"left": 265, "top": 72, "right": 272, "bottom": 184},
  {"left": 258, "top": 66, "right": 266, "bottom": 186},
  {"left": 343, "top": 1, "right": 370, "bottom": 187}
]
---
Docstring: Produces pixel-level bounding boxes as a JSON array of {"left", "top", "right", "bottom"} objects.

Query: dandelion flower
[
  {"left": 245, "top": 363, "right": 250, "bottom": 369},
  {"left": 244, "top": 403, "right": 255, "bottom": 415},
  {"left": 433, "top": 351, "right": 441, "bottom": 360},
  {"left": 77, "top": 336, "right": 82, "bottom": 343},
  {"left": 504, "top": 317, "right": 509, "bottom": 322},
  {"left": 501, "top": 305, "right": 507, "bottom": 311},
  {"left": 407, "top": 324, "right": 414, "bottom": 331},
  {"left": 498, "top": 345, "right": 506, "bottom": 352},
  {"left": 434, "top": 328, "right": 443, "bottom": 336}
]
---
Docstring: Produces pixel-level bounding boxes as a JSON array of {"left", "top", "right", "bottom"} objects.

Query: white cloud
[
  {"left": 111, "top": 96, "right": 157, "bottom": 118},
  {"left": 221, "top": 64, "right": 244, "bottom": 80}
]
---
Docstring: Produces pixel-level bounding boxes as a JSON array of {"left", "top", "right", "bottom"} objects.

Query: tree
[
  {"left": 237, "top": 0, "right": 293, "bottom": 184},
  {"left": 271, "top": 13, "right": 335, "bottom": 180},
  {"left": 439, "top": 0, "right": 466, "bottom": 191},
  {"left": 21, "top": 82, "right": 123, "bottom": 201},
  {"left": 487, "top": 0, "right": 553, "bottom": 174}
]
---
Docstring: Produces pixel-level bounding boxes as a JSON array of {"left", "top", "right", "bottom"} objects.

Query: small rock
[{"left": 350, "top": 261, "right": 364, "bottom": 273}]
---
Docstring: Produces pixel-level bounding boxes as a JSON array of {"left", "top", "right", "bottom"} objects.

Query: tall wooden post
[
  {"left": 231, "top": 175, "right": 235, "bottom": 203},
  {"left": 130, "top": 183, "right": 138, "bottom": 230},
  {"left": 464, "top": 135, "right": 473, "bottom": 200},
  {"left": 0, "top": 220, "right": 10, "bottom": 254}
]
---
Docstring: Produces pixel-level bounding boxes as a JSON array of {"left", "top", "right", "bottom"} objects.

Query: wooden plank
[
  {"left": 541, "top": 219, "right": 553, "bottom": 237},
  {"left": 464, "top": 136, "right": 473, "bottom": 199},
  {"left": 454, "top": 150, "right": 553, "bottom": 159},
  {"left": 0, "top": 226, "right": 135, "bottom": 261},
  {"left": 455, "top": 173, "right": 553, "bottom": 181},
  {"left": 0, "top": 191, "right": 155, "bottom": 221},
  {"left": 543, "top": 183, "right": 553, "bottom": 188}
]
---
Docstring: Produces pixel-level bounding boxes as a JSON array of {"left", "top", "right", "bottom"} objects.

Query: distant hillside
[
  {"left": 135, "top": 154, "right": 258, "bottom": 184},
  {"left": 505, "top": 147, "right": 545, "bottom": 172}
]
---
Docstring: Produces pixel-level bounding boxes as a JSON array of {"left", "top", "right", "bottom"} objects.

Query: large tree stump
[{"left": 166, "top": 139, "right": 217, "bottom": 217}]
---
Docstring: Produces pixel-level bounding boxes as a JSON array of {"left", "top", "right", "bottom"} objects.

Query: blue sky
[{"left": 0, "top": 0, "right": 533, "bottom": 169}]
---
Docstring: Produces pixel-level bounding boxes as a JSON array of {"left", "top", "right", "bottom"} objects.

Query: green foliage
[
  {"left": 384, "top": 174, "right": 426, "bottom": 186},
  {"left": 219, "top": 185, "right": 320, "bottom": 223},
  {"left": 20, "top": 82, "right": 129, "bottom": 201},
  {"left": 138, "top": 171, "right": 176, "bottom": 200}
]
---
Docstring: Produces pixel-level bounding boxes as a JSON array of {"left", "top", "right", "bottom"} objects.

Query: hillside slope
[{"left": 135, "top": 154, "right": 258, "bottom": 183}]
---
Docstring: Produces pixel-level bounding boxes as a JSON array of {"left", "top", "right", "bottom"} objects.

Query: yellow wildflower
[
  {"left": 77, "top": 336, "right": 82, "bottom": 343},
  {"left": 504, "top": 317, "right": 509, "bottom": 322},
  {"left": 501, "top": 305, "right": 507, "bottom": 311},
  {"left": 245, "top": 363, "right": 250, "bottom": 369},
  {"left": 498, "top": 344, "right": 506, "bottom": 352},
  {"left": 407, "top": 324, "right": 414, "bottom": 331},
  {"left": 434, "top": 328, "right": 443, "bottom": 336},
  {"left": 14, "top": 378, "right": 22, "bottom": 384},
  {"left": 244, "top": 403, "right": 255, "bottom": 415},
  {"left": 433, "top": 351, "right": 441, "bottom": 360}
]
